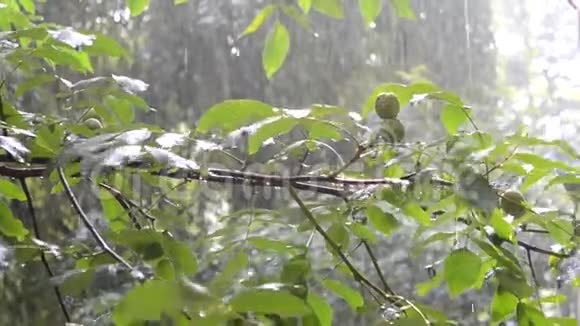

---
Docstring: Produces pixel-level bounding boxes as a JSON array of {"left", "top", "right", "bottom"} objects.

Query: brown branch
[
  {"left": 362, "top": 241, "right": 396, "bottom": 295},
  {"left": 57, "top": 167, "right": 136, "bottom": 272},
  {"left": 19, "top": 178, "right": 72, "bottom": 323},
  {"left": 98, "top": 182, "right": 157, "bottom": 228},
  {"left": 288, "top": 184, "right": 414, "bottom": 314},
  {"left": 517, "top": 239, "right": 570, "bottom": 259}
]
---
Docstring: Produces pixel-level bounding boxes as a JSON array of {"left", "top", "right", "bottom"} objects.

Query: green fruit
[
  {"left": 500, "top": 190, "right": 526, "bottom": 217},
  {"left": 375, "top": 92, "right": 400, "bottom": 119},
  {"left": 83, "top": 117, "right": 103, "bottom": 130},
  {"left": 379, "top": 118, "right": 405, "bottom": 143}
]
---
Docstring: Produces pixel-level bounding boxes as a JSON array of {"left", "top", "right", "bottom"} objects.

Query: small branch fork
[
  {"left": 57, "top": 167, "right": 135, "bottom": 272},
  {"left": 288, "top": 185, "right": 430, "bottom": 324}
]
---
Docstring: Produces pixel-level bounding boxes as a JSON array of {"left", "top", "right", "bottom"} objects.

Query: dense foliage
[{"left": 0, "top": 0, "right": 578, "bottom": 325}]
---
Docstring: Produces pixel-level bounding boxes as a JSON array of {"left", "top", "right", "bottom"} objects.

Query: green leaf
[
  {"left": 230, "top": 289, "right": 311, "bottom": 317},
  {"left": 280, "top": 5, "right": 313, "bottom": 30},
  {"left": 174, "top": 0, "right": 189, "bottom": 4},
  {"left": 281, "top": 255, "right": 311, "bottom": 285},
  {"left": 34, "top": 45, "right": 93, "bottom": 73},
  {"left": 516, "top": 302, "right": 546, "bottom": 326},
  {"left": 416, "top": 272, "right": 443, "bottom": 297},
  {"left": 322, "top": 279, "right": 364, "bottom": 311},
  {"left": 521, "top": 168, "right": 550, "bottom": 191},
  {"left": 358, "top": 0, "right": 382, "bottom": 26},
  {"left": 298, "top": 0, "right": 312, "bottom": 13},
  {"left": 301, "top": 119, "right": 343, "bottom": 140},
  {"left": 210, "top": 250, "right": 249, "bottom": 295},
  {"left": 545, "top": 317, "right": 578, "bottom": 326},
  {"left": 0, "top": 200, "right": 29, "bottom": 239},
  {"left": 349, "top": 222, "right": 378, "bottom": 244},
  {"left": 15, "top": 73, "right": 55, "bottom": 97},
  {"left": 443, "top": 248, "right": 482, "bottom": 297},
  {"left": 162, "top": 236, "right": 198, "bottom": 275},
  {"left": 106, "top": 96, "right": 135, "bottom": 125},
  {"left": 312, "top": 0, "right": 344, "bottom": 18},
  {"left": 262, "top": 21, "right": 290, "bottom": 79},
  {"left": 241, "top": 5, "right": 277, "bottom": 37},
  {"left": 489, "top": 209, "right": 515, "bottom": 243},
  {"left": 249, "top": 117, "right": 298, "bottom": 154},
  {"left": 307, "top": 293, "right": 333, "bottom": 326},
  {"left": 514, "top": 153, "right": 575, "bottom": 172},
  {"left": 326, "top": 222, "right": 349, "bottom": 251},
  {"left": 472, "top": 238, "right": 521, "bottom": 272},
  {"left": 440, "top": 104, "right": 468, "bottom": 135},
  {"left": 155, "top": 259, "right": 176, "bottom": 280},
  {"left": 0, "top": 179, "right": 26, "bottom": 201},
  {"left": 389, "top": 0, "right": 416, "bottom": 19},
  {"left": 18, "top": 0, "right": 36, "bottom": 14},
  {"left": 113, "top": 279, "right": 183, "bottom": 324},
  {"left": 544, "top": 219, "right": 573, "bottom": 245},
  {"left": 495, "top": 268, "right": 534, "bottom": 298},
  {"left": 61, "top": 270, "right": 95, "bottom": 296},
  {"left": 491, "top": 287, "right": 518, "bottom": 322},
  {"left": 100, "top": 196, "right": 130, "bottom": 232},
  {"left": 197, "top": 99, "right": 276, "bottom": 134},
  {"left": 127, "top": 0, "right": 149, "bottom": 16},
  {"left": 403, "top": 202, "right": 430, "bottom": 226},
  {"left": 248, "top": 236, "right": 303, "bottom": 254},
  {"left": 84, "top": 33, "right": 127, "bottom": 58},
  {"left": 366, "top": 204, "right": 400, "bottom": 236}
]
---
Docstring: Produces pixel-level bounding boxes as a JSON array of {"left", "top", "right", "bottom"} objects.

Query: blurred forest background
[{"left": 1, "top": 0, "right": 579, "bottom": 324}]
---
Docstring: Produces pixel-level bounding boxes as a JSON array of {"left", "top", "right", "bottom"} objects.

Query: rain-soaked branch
[
  {"left": 19, "top": 178, "right": 71, "bottom": 323},
  {"left": 288, "top": 184, "right": 429, "bottom": 324},
  {"left": 362, "top": 241, "right": 395, "bottom": 295},
  {"left": 57, "top": 167, "right": 135, "bottom": 272}
]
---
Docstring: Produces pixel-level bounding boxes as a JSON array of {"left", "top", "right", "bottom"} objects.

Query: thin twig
[
  {"left": 517, "top": 240, "right": 570, "bottom": 258},
  {"left": 362, "top": 241, "right": 395, "bottom": 295},
  {"left": 57, "top": 167, "right": 134, "bottom": 271},
  {"left": 328, "top": 144, "right": 367, "bottom": 178},
  {"left": 288, "top": 184, "right": 429, "bottom": 324},
  {"left": 526, "top": 248, "right": 544, "bottom": 314},
  {"left": 98, "top": 182, "right": 155, "bottom": 224},
  {"left": 19, "top": 178, "right": 72, "bottom": 323}
]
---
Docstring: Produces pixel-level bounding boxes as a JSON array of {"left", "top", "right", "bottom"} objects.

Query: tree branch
[
  {"left": 19, "top": 178, "right": 72, "bottom": 323},
  {"left": 286, "top": 184, "right": 431, "bottom": 324},
  {"left": 362, "top": 241, "right": 396, "bottom": 295},
  {"left": 57, "top": 167, "right": 136, "bottom": 272}
]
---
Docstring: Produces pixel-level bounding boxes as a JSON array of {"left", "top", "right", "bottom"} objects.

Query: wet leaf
[
  {"left": 112, "top": 279, "right": 183, "bottom": 324},
  {"left": 262, "top": 21, "right": 290, "bottom": 79},
  {"left": 389, "top": 0, "right": 416, "bottom": 19},
  {"left": 307, "top": 293, "right": 333, "bottom": 326},
  {"left": 312, "top": 0, "right": 344, "bottom": 18},
  {"left": 441, "top": 104, "right": 468, "bottom": 135},
  {"left": 112, "top": 74, "right": 149, "bottom": 94},
  {"left": 443, "top": 248, "right": 481, "bottom": 297},
  {"left": 49, "top": 27, "right": 95, "bottom": 48},
  {"left": 127, "top": 0, "right": 150, "bottom": 16},
  {"left": 197, "top": 99, "right": 275, "bottom": 134},
  {"left": 366, "top": 203, "right": 400, "bottom": 236},
  {"left": 0, "top": 200, "right": 29, "bottom": 239},
  {"left": 358, "top": 0, "right": 382, "bottom": 26},
  {"left": 322, "top": 279, "right": 363, "bottom": 311},
  {"left": 230, "top": 289, "right": 311, "bottom": 317},
  {"left": 241, "top": 5, "right": 276, "bottom": 37}
]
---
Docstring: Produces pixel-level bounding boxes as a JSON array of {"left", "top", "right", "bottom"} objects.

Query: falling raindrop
[
  {"left": 313, "top": 32, "right": 319, "bottom": 38},
  {"left": 230, "top": 46, "right": 240, "bottom": 57}
]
